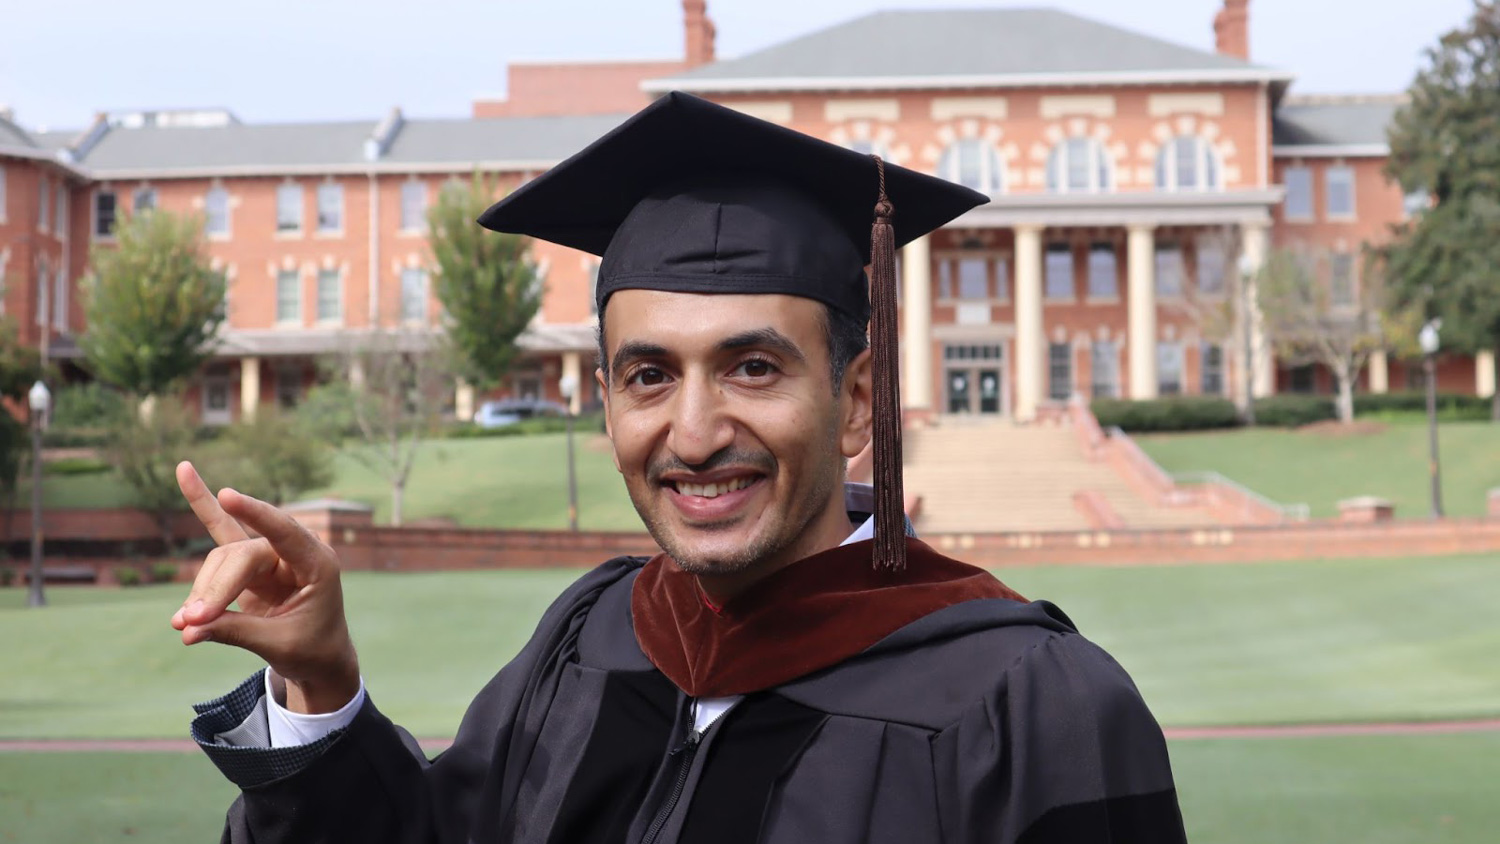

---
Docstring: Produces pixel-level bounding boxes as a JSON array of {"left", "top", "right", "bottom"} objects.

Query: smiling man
[{"left": 174, "top": 92, "right": 1186, "bottom": 843}]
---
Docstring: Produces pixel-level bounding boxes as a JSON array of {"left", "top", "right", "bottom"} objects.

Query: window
[
  {"left": 1090, "top": 340, "right": 1119, "bottom": 398},
  {"left": 275, "top": 269, "right": 301, "bottom": 323},
  {"left": 1155, "top": 244, "right": 1184, "bottom": 298},
  {"left": 133, "top": 186, "right": 156, "bottom": 214},
  {"left": 317, "top": 183, "right": 343, "bottom": 233},
  {"left": 993, "top": 256, "right": 1010, "bottom": 300},
  {"left": 1403, "top": 189, "right": 1430, "bottom": 219},
  {"left": 276, "top": 184, "right": 303, "bottom": 232},
  {"left": 400, "top": 268, "right": 428, "bottom": 321},
  {"left": 1201, "top": 343, "right": 1225, "bottom": 395},
  {"left": 1087, "top": 244, "right": 1117, "bottom": 300},
  {"left": 1157, "top": 342, "right": 1184, "bottom": 395},
  {"left": 1289, "top": 364, "right": 1317, "bottom": 394},
  {"left": 53, "top": 264, "right": 67, "bottom": 330},
  {"left": 54, "top": 184, "right": 67, "bottom": 239},
  {"left": 275, "top": 367, "right": 302, "bottom": 409},
  {"left": 400, "top": 181, "right": 427, "bottom": 231},
  {"left": 1048, "top": 342, "right": 1073, "bottom": 400},
  {"left": 587, "top": 261, "right": 601, "bottom": 316},
  {"left": 1155, "top": 136, "right": 1221, "bottom": 191},
  {"left": 37, "top": 177, "right": 49, "bottom": 232},
  {"left": 957, "top": 258, "right": 988, "bottom": 299},
  {"left": 213, "top": 269, "right": 230, "bottom": 325},
  {"left": 205, "top": 187, "right": 229, "bottom": 236},
  {"left": 1047, "top": 137, "right": 1112, "bottom": 193},
  {"left": 94, "top": 191, "right": 117, "bottom": 237},
  {"left": 0, "top": 166, "right": 7, "bottom": 221},
  {"left": 1045, "top": 245, "right": 1074, "bottom": 300},
  {"left": 35, "top": 256, "right": 49, "bottom": 327},
  {"left": 1330, "top": 252, "right": 1355, "bottom": 307},
  {"left": 938, "top": 138, "right": 1004, "bottom": 195},
  {"left": 316, "top": 268, "right": 342, "bottom": 322},
  {"left": 1326, "top": 166, "right": 1355, "bottom": 219},
  {"left": 1197, "top": 241, "right": 1227, "bottom": 296},
  {"left": 1284, "top": 166, "right": 1313, "bottom": 220},
  {"left": 936, "top": 260, "right": 953, "bottom": 299}
]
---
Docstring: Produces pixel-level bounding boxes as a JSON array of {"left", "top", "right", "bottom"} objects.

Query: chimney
[
  {"left": 683, "top": 0, "right": 716, "bottom": 68},
  {"left": 1214, "top": 0, "right": 1249, "bottom": 61}
]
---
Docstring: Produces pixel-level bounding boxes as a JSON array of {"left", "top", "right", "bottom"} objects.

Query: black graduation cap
[{"left": 479, "top": 91, "right": 987, "bottom": 570}]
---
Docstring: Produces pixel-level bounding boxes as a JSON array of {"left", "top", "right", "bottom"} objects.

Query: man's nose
[{"left": 667, "top": 374, "right": 735, "bottom": 465}]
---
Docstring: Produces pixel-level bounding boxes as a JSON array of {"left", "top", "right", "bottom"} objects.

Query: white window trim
[
  {"left": 92, "top": 188, "right": 118, "bottom": 242},
  {"left": 37, "top": 176, "right": 50, "bottom": 234},
  {"left": 1085, "top": 245, "right": 1120, "bottom": 304},
  {"left": 52, "top": 262, "right": 68, "bottom": 331},
  {"left": 315, "top": 182, "right": 345, "bottom": 237},
  {"left": 399, "top": 180, "right": 428, "bottom": 235},
  {"left": 132, "top": 184, "right": 158, "bottom": 215},
  {"left": 0, "top": 165, "right": 8, "bottom": 224},
  {"left": 1325, "top": 165, "right": 1357, "bottom": 221},
  {"left": 1156, "top": 136, "right": 1222, "bottom": 193},
  {"left": 1091, "top": 339, "right": 1121, "bottom": 398},
  {"left": 399, "top": 267, "right": 429, "bottom": 323},
  {"left": 1047, "top": 136, "right": 1114, "bottom": 195},
  {"left": 55, "top": 184, "right": 68, "bottom": 242},
  {"left": 1156, "top": 341, "right": 1186, "bottom": 394},
  {"left": 205, "top": 185, "right": 232, "bottom": 241},
  {"left": 1282, "top": 165, "right": 1314, "bottom": 223},
  {"left": 275, "top": 268, "right": 303, "bottom": 326},
  {"left": 1200, "top": 342, "right": 1226, "bottom": 395},
  {"left": 932, "top": 250, "right": 1012, "bottom": 305},
  {"left": 1043, "top": 245, "right": 1076, "bottom": 303},
  {"left": 315, "top": 267, "right": 344, "bottom": 325},
  {"left": 938, "top": 138, "right": 1006, "bottom": 196},
  {"left": 275, "top": 182, "right": 305, "bottom": 238},
  {"left": 1154, "top": 244, "right": 1186, "bottom": 301}
]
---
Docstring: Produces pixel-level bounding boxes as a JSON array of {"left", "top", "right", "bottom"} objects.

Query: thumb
[{"left": 186, "top": 610, "right": 281, "bottom": 661}]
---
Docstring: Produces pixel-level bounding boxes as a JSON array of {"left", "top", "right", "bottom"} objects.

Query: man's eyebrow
[
  {"left": 610, "top": 340, "right": 671, "bottom": 376},
  {"left": 718, "top": 328, "right": 807, "bottom": 364}
]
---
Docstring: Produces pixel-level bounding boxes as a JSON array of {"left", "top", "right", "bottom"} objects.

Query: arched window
[
  {"left": 1155, "top": 136, "right": 1221, "bottom": 191},
  {"left": 1046, "top": 137, "right": 1112, "bottom": 193},
  {"left": 938, "top": 138, "right": 1005, "bottom": 195}
]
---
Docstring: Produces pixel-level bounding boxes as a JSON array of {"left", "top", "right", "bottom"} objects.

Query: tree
[
  {"left": 1383, "top": 1, "right": 1500, "bottom": 419},
  {"left": 300, "top": 328, "right": 455, "bottom": 525},
  {"left": 220, "top": 409, "right": 336, "bottom": 506},
  {"left": 428, "top": 174, "right": 542, "bottom": 390},
  {"left": 1255, "top": 245, "right": 1409, "bottom": 423},
  {"left": 80, "top": 209, "right": 226, "bottom": 400},
  {"left": 103, "top": 392, "right": 200, "bottom": 553},
  {"left": 0, "top": 316, "right": 47, "bottom": 549}
]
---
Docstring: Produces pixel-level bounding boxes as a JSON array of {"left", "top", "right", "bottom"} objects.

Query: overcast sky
[{"left": 0, "top": 0, "right": 1476, "bottom": 131}]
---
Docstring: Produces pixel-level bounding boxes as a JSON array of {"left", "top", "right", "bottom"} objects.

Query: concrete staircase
[{"left": 903, "top": 419, "right": 1219, "bottom": 534}]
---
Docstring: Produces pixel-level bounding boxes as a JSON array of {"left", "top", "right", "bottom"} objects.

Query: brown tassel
[{"left": 868, "top": 156, "right": 907, "bottom": 572}]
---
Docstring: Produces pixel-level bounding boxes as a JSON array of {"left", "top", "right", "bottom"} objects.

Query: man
[{"left": 173, "top": 92, "right": 1186, "bottom": 843}]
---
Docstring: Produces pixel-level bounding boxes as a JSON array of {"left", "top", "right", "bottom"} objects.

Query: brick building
[{"left": 0, "top": 0, "right": 1476, "bottom": 425}]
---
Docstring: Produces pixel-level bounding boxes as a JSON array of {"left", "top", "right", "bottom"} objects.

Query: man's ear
[
  {"left": 595, "top": 367, "right": 622, "bottom": 473},
  {"left": 839, "top": 348, "right": 874, "bottom": 459}
]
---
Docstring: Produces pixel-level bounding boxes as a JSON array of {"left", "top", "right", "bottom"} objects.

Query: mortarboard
[{"left": 479, "top": 91, "right": 987, "bottom": 570}]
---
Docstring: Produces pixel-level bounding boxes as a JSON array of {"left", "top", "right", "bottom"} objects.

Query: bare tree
[
  {"left": 1254, "top": 244, "right": 1411, "bottom": 423},
  {"left": 300, "top": 328, "right": 457, "bottom": 525}
]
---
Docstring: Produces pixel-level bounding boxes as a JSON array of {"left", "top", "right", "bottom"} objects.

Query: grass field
[
  {"left": 3, "top": 553, "right": 1497, "bottom": 739},
  {"left": 1138, "top": 419, "right": 1500, "bottom": 518},
  {"left": 4, "top": 734, "right": 1498, "bottom": 844}
]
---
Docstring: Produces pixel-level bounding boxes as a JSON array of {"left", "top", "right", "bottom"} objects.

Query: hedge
[
  {"left": 1248, "top": 394, "right": 1337, "bottom": 427},
  {"left": 1090, "top": 396, "right": 1241, "bottom": 432},
  {"left": 1353, "top": 391, "right": 1492, "bottom": 421},
  {"left": 445, "top": 413, "right": 605, "bottom": 439}
]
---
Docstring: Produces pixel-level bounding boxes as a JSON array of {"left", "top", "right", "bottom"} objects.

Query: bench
[{"left": 21, "top": 565, "right": 100, "bottom": 584}]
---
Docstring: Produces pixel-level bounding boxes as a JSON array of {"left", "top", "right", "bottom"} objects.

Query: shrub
[
  {"left": 115, "top": 567, "right": 144, "bottom": 587},
  {"left": 0, "top": 567, "right": 13, "bottom": 587},
  {"left": 446, "top": 413, "right": 604, "bottom": 439},
  {"left": 148, "top": 562, "right": 180, "bottom": 584},
  {"left": 50, "top": 382, "right": 130, "bottom": 430},
  {"left": 1251, "top": 395, "right": 1336, "bottom": 427},
  {"left": 1090, "top": 397, "right": 1241, "bottom": 433},
  {"left": 1353, "top": 391, "right": 1491, "bottom": 422},
  {"left": 44, "top": 456, "right": 112, "bottom": 476}
]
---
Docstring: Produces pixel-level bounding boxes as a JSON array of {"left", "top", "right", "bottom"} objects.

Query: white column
[
  {"left": 455, "top": 378, "right": 475, "bottom": 421},
  {"left": 1477, "top": 350, "right": 1496, "bottom": 398},
  {"left": 1240, "top": 221, "right": 1274, "bottom": 397},
  {"left": 1013, "top": 224, "right": 1044, "bottom": 421},
  {"left": 562, "top": 351, "right": 583, "bottom": 414},
  {"left": 1126, "top": 224, "right": 1158, "bottom": 400},
  {"left": 240, "top": 356, "right": 260, "bottom": 421},
  {"left": 901, "top": 234, "right": 933, "bottom": 413},
  {"left": 1369, "top": 351, "right": 1390, "bottom": 395}
]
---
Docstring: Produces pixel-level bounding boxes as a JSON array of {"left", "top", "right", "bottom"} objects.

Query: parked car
[{"left": 472, "top": 398, "right": 570, "bottom": 429}]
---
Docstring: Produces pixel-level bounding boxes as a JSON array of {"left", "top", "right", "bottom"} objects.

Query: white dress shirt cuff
[{"left": 264, "top": 668, "right": 367, "bottom": 748}]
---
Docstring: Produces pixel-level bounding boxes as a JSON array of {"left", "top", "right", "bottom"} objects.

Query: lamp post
[
  {"left": 1237, "top": 252, "right": 1257, "bottom": 426},
  {"left": 558, "top": 375, "right": 580, "bottom": 532},
  {"left": 1419, "top": 319, "right": 1443, "bottom": 518},
  {"left": 27, "top": 380, "right": 50, "bottom": 608}
]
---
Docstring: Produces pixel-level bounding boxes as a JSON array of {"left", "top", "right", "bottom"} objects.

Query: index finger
[
  {"left": 177, "top": 461, "right": 249, "bottom": 546},
  {"left": 218, "top": 487, "right": 327, "bottom": 573}
]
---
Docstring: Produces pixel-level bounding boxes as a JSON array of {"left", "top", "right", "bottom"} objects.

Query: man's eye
[
  {"left": 736, "top": 359, "right": 778, "bottom": 378},
  {"left": 628, "top": 367, "right": 669, "bottom": 387}
]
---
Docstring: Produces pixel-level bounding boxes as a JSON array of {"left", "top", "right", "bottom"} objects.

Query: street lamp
[
  {"left": 1419, "top": 319, "right": 1443, "bottom": 518},
  {"left": 27, "top": 380, "right": 50, "bottom": 608},
  {"left": 558, "top": 374, "right": 580, "bottom": 533},
  {"left": 1237, "top": 251, "right": 1257, "bottom": 426}
]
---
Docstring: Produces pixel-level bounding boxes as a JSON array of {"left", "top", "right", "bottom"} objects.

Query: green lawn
[
  {"left": 4, "top": 734, "right": 1497, "bottom": 844},
  {"left": 1137, "top": 420, "right": 1500, "bottom": 518},
  {"left": 3, "top": 553, "right": 1497, "bottom": 740}
]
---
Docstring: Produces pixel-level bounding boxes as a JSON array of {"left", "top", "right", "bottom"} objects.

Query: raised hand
[{"left": 170, "top": 461, "right": 361, "bottom": 714}]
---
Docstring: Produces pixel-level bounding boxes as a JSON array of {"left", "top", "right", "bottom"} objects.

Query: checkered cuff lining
[{"left": 191, "top": 669, "right": 350, "bottom": 789}]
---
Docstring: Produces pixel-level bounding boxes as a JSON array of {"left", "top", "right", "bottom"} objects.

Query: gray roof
[
  {"left": 0, "top": 116, "right": 37, "bottom": 150},
  {"left": 31, "top": 129, "right": 83, "bottom": 153},
  {"left": 80, "top": 120, "right": 377, "bottom": 174},
  {"left": 652, "top": 8, "right": 1283, "bottom": 90},
  {"left": 1272, "top": 97, "right": 1399, "bottom": 151},
  {"left": 383, "top": 114, "right": 628, "bottom": 166}
]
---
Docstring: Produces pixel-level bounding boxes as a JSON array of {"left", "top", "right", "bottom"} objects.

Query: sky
[{"left": 0, "top": 0, "right": 1478, "bottom": 132}]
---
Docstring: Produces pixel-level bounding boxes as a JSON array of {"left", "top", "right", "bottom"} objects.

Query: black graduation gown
[{"left": 192, "top": 554, "right": 1186, "bottom": 843}]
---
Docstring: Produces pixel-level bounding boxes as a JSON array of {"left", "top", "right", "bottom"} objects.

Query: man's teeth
[{"left": 675, "top": 477, "right": 754, "bottom": 498}]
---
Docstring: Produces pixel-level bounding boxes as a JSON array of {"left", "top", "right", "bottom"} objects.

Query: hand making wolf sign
[{"left": 169, "top": 461, "right": 361, "bottom": 714}]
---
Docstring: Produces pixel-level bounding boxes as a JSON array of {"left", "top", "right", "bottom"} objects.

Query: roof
[
  {"left": 1272, "top": 96, "right": 1400, "bottom": 155},
  {"left": 79, "top": 119, "right": 377, "bottom": 174},
  {"left": 383, "top": 114, "right": 629, "bottom": 166},
  {"left": 649, "top": 8, "right": 1288, "bottom": 92},
  {"left": 0, "top": 116, "right": 37, "bottom": 150}
]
